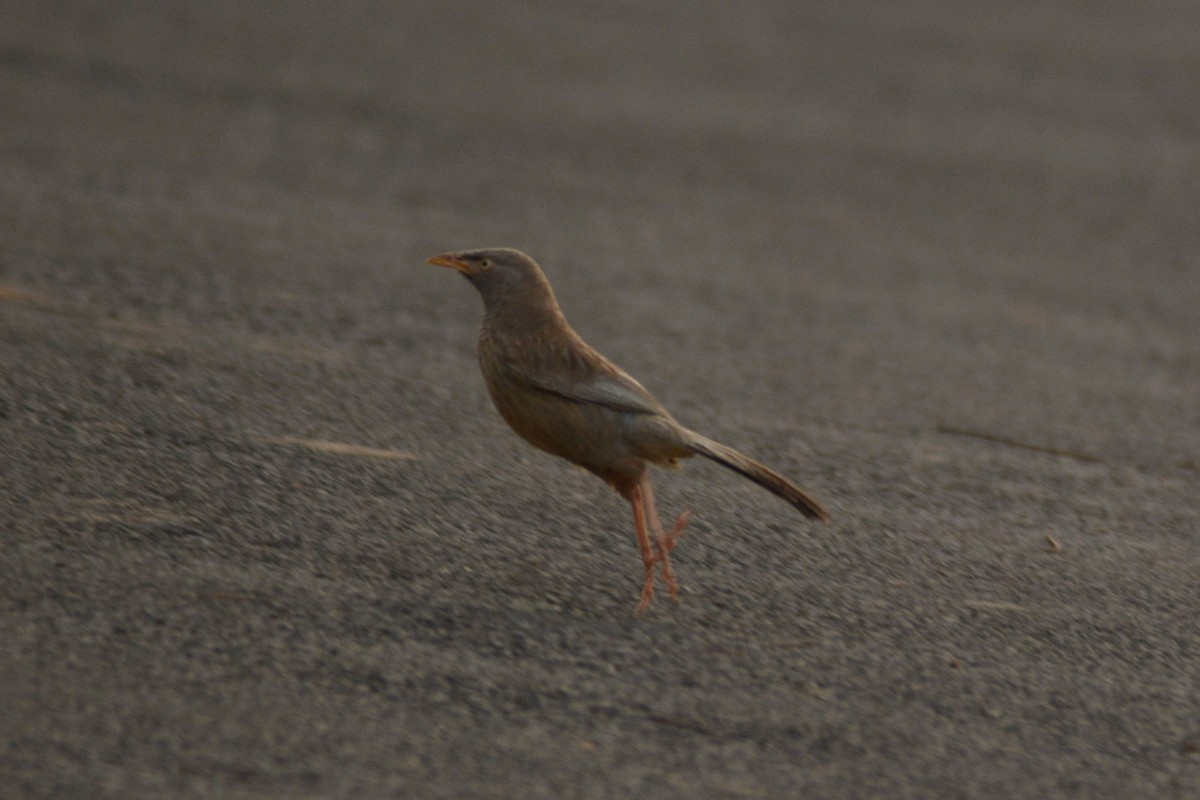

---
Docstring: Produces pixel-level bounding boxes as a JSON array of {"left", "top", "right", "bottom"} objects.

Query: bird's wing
[
  {"left": 523, "top": 368, "right": 667, "bottom": 415},
  {"left": 500, "top": 331, "right": 670, "bottom": 416}
]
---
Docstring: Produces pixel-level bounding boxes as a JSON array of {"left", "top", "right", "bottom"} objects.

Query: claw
[{"left": 637, "top": 576, "right": 655, "bottom": 614}]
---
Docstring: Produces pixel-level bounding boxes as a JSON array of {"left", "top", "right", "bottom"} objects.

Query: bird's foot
[
  {"left": 636, "top": 568, "right": 656, "bottom": 615},
  {"left": 655, "top": 511, "right": 692, "bottom": 601},
  {"left": 659, "top": 558, "right": 680, "bottom": 601}
]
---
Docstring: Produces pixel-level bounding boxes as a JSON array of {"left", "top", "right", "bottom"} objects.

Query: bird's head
[{"left": 427, "top": 247, "right": 556, "bottom": 316}]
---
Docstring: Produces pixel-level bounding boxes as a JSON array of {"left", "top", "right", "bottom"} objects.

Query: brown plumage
[{"left": 428, "top": 247, "right": 829, "bottom": 611}]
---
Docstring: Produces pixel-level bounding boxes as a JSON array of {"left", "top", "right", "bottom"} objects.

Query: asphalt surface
[{"left": 3, "top": 2, "right": 1199, "bottom": 798}]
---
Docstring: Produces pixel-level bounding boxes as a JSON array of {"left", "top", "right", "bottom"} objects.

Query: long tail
[{"left": 684, "top": 432, "right": 830, "bottom": 521}]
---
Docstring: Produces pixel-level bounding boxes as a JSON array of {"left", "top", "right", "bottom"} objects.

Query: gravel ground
[{"left": 2, "top": 2, "right": 1199, "bottom": 798}]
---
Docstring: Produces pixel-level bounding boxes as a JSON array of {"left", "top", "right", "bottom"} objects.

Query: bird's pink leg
[
  {"left": 624, "top": 480, "right": 659, "bottom": 614},
  {"left": 638, "top": 476, "right": 692, "bottom": 601}
]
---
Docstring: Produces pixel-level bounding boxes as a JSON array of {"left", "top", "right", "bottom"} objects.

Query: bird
[{"left": 427, "top": 247, "right": 829, "bottom": 612}]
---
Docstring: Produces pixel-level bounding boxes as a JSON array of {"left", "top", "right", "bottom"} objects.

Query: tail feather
[{"left": 684, "top": 432, "right": 830, "bottom": 521}]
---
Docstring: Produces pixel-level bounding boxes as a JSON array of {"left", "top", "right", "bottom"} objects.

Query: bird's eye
[{"left": 479, "top": 258, "right": 492, "bottom": 270}]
